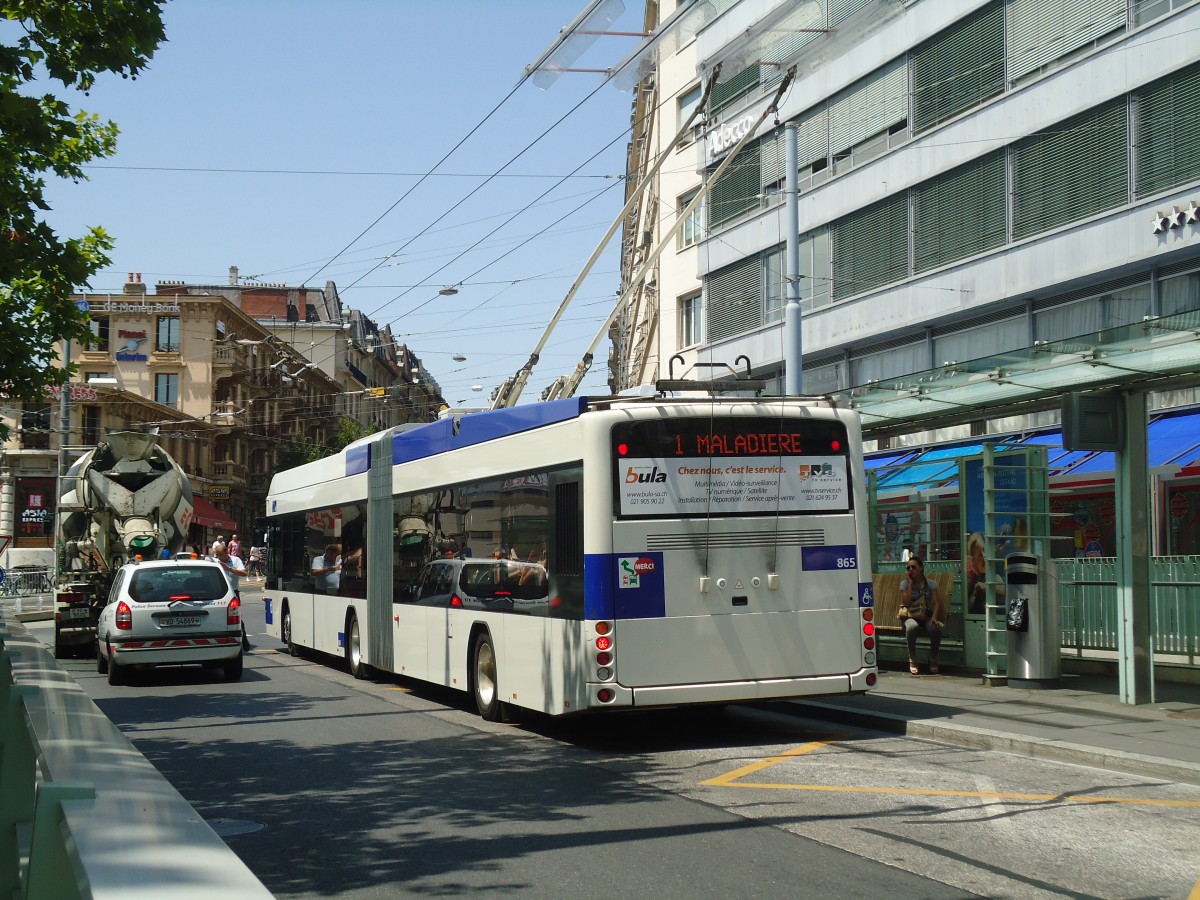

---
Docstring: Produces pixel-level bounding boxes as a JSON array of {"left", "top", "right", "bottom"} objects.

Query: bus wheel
[
  {"left": 282, "top": 608, "right": 299, "bottom": 657},
  {"left": 472, "top": 632, "right": 502, "bottom": 721},
  {"left": 346, "top": 612, "right": 368, "bottom": 680}
]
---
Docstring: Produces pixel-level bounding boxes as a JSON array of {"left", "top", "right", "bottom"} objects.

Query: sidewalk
[{"left": 790, "top": 667, "right": 1200, "bottom": 786}]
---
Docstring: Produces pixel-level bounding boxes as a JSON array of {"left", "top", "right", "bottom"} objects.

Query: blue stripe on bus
[
  {"left": 802, "top": 545, "right": 858, "bottom": 571},
  {"left": 345, "top": 443, "right": 371, "bottom": 476},
  {"left": 583, "top": 554, "right": 614, "bottom": 621},
  {"left": 391, "top": 397, "right": 588, "bottom": 465},
  {"left": 584, "top": 552, "right": 667, "bottom": 620}
]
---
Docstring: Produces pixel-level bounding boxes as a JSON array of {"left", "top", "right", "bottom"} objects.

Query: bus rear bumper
[{"left": 590, "top": 669, "right": 877, "bottom": 709}]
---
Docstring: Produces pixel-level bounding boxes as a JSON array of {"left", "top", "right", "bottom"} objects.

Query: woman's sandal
[{"left": 908, "top": 659, "right": 920, "bottom": 675}]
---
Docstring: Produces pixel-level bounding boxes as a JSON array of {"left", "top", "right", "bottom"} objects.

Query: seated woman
[{"left": 900, "top": 555, "right": 946, "bottom": 675}]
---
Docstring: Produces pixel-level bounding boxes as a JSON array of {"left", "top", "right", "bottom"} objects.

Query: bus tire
[
  {"left": 282, "top": 607, "right": 299, "bottom": 657},
  {"left": 471, "top": 631, "right": 502, "bottom": 721},
  {"left": 346, "top": 612, "right": 368, "bottom": 680}
]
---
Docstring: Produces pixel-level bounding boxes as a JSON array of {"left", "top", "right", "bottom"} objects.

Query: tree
[{"left": 0, "top": 1, "right": 167, "bottom": 438}]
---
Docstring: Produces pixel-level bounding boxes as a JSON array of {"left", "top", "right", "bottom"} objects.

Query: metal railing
[
  {"left": 0, "top": 614, "right": 272, "bottom": 899},
  {"left": 0, "top": 568, "right": 53, "bottom": 598},
  {"left": 1056, "top": 555, "right": 1200, "bottom": 666}
]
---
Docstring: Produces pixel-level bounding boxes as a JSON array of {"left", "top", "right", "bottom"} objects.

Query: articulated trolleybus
[{"left": 263, "top": 395, "right": 877, "bottom": 719}]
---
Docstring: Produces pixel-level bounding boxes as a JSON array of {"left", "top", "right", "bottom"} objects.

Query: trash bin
[{"left": 1005, "top": 553, "right": 1060, "bottom": 687}]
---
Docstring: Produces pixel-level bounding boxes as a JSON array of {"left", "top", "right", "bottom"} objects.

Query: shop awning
[{"left": 191, "top": 496, "right": 236, "bottom": 531}]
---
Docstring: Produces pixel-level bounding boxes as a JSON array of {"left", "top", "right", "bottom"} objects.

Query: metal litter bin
[{"left": 1005, "top": 553, "right": 1060, "bottom": 687}]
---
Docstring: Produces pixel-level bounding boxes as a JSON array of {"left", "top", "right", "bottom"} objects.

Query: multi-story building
[
  {"left": 611, "top": 0, "right": 1200, "bottom": 675},
  {"left": 1, "top": 271, "right": 444, "bottom": 568}
]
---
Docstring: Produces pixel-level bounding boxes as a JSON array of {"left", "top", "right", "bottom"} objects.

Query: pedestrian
[
  {"left": 900, "top": 554, "right": 945, "bottom": 675},
  {"left": 228, "top": 533, "right": 242, "bottom": 559},
  {"left": 213, "top": 541, "right": 252, "bottom": 651},
  {"left": 247, "top": 544, "right": 264, "bottom": 580}
]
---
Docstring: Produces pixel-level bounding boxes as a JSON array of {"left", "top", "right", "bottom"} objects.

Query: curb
[{"left": 789, "top": 699, "right": 1200, "bottom": 788}]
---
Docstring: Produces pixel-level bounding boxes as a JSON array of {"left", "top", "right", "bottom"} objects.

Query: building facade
[
  {"left": 1, "top": 271, "right": 444, "bottom": 568},
  {"left": 615, "top": 0, "right": 1200, "bottom": 431}
]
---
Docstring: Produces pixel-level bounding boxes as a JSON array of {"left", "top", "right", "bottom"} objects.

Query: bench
[{"left": 873, "top": 570, "right": 954, "bottom": 634}]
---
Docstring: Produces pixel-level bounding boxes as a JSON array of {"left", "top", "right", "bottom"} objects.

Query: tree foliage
[
  {"left": 275, "top": 417, "right": 375, "bottom": 470},
  {"left": 0, "top": 1, "right": 167, "bottom": 435}
]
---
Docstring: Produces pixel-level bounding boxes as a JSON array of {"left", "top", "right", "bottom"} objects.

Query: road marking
[
  {"left": 702, "top": 742, "right": 1200, "bottom": 808},
  {"left": 386, "top": 686, "right": 411, "bottom": 692}
]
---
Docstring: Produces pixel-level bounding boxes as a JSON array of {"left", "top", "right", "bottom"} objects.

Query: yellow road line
[
  {"left": 703, "top": 743, "right": 1200, "bottom": 808},
  {"left": 701, "top": 741, "right": 832, "bottom": 786}
]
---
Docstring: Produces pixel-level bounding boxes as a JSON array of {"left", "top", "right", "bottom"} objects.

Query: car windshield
[
  {"left": 129, "top": 567, "right": 227, "bottom": 602},
  {"left": 460, "top": 561, "right": 548, "bottom": 601}
]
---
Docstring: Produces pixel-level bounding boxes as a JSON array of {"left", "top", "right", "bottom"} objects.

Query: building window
[
  {"left": 1135, "top": 61, "right": 1200, "bottom": 198},
  {"left": 679, "top": 291, "right": 703, "bottom": 347},
  {"left": 82, "top": 405, "right": 101, "bottom": 445},
  {"left": 19, "top": 404, "right": 51, "bottom": 450},
  {"left": 156, "top": 316, "right": 180, "bottom": 352},
  {"left": 88, "top": 316, "right": 110, "bottom": 351},
  {"left": 911, "top": 1, "right": 1004, "bottom": 133},
  {"left": 679, "top": 188, "right": 702, "bottom": 248},
  {"left": 1013, "top": 99, "right": 1128, "bottom": 240},
  {"left": 154, "top": 373, "right": 179, "bottom": 407},
  {"left": 765, "top": 247, "right": 784, "bottom": 324},
  {"left": 678, "top": 83, "right": 702, "bottom": 144}
]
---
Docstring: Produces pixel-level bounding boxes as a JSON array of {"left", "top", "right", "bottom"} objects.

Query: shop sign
[{"left": 207, "top": 485, "right": 231, "bottom": 500}]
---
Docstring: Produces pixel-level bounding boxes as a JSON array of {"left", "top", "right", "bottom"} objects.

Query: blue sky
[{"left": 43, "top": 1, "right": 651, "bottom": 404}]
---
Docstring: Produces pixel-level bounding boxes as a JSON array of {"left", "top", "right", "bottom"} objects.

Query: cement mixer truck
[{"left": 54, "top": 430, "right": 193, "bottom": 657}]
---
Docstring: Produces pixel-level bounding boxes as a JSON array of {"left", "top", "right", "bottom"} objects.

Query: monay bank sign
[{"left": 84, "top": 300, "right": 181, "bottom": 314}]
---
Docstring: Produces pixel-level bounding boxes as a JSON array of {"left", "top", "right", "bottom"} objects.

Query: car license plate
[
  {"left": 61, "top": 607, "right": 91, "bottom": 620},
  {"left": 164, "top": 615, "right": 201, "bottom": 628}
]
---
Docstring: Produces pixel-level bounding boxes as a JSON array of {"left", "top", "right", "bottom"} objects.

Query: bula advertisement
[{"left": 618, "top": 455, "right": 848, "bottom": 516}]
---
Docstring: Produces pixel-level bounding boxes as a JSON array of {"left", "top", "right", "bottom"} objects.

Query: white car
[{"left": 96, "top": 558, "right": 244, "bottom": 685}]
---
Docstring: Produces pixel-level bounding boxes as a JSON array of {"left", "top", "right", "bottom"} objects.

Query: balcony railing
[{"left": 211, "top": 459, "right": 247, "bottom": 483}]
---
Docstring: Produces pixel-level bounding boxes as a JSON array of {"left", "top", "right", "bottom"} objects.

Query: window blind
[
  {"left": 1013, "top": 100, "right": 1128, "bottom": 239},
  {"left": 707, "top": 256, "right": 763, "bottom": 341},
  {"left": 828, "top": 57, "right": 908, "bottom": 155},
  {"left": 1135, "top": 62, "right": 1200, "bottom": 197},
  {"left": 911, "top": 1, "right": 1004, "bottom": 133},
  {"left": 913, "top": 151, "right": 1006, "bottom": 273},
  {"left": 832, "top": 193, "right": 909, "bottom": 300},
  {"left": 1008, "top": 0, "right": 1125, "bottom": 83}
]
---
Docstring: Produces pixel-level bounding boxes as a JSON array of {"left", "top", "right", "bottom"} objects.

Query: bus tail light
[
  {"left": 594, "top": 621, "right": 615, "bottom": 682},
  {"left": 863, "top": 636, "right": 875, "bottom": 650},
  {"left": 116, "top": 601, "right": 132, "bottom": 631},
  {"left": 450, "top": 595, "right": 463, "bottom": 608},
  {"left": 227, "top": 596, "right": 241, "bottom": 626},
  {"left": 866, "top": 672, "right": 877, "bottom": 686},
  {"left": 597, "top": 688, "right": 615, "bottom": 703}
]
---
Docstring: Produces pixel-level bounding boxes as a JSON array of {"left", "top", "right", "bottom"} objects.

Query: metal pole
[
  {"left": 58, "top": 339, "right": 71, "bottom": 479},
  {"left": 783, "top": 122, "right": 803, "bottom": 395}
]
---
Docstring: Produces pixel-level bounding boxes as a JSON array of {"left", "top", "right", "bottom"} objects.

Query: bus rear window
[{"left": 611, "top": 417, "right": 851, "bottom": 518}]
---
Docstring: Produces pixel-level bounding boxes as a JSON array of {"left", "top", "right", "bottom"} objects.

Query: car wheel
[
  {"left": 283, "top": 608, "right": 299, "bottom": 657},
  {"left": 223, "top": 652, "right": 244, "bottom": 682},
  {"left": 96, "top": 641, "right": 108, "bottom": 675},
  {"left": 472, "top": 631, "right": 502, "bottom": 721},
  {"left": 106, "top": 647, "right": 123, "bottom": 686},
  {"left": 346, "top": 612, "right": 368, "bottom": 679}
]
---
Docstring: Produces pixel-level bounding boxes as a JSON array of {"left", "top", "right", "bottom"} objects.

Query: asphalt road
[{"left": 31, "top": 589, "right": 1200, "bottom": 899}]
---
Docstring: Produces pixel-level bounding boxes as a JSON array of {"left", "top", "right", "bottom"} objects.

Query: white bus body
[{"left": 264, "top": 396, "right": 878, "bottom": 717}]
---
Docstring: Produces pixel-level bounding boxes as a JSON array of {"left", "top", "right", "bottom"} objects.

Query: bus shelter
[{"left": 834, "top": 311, "right": 1200, "bottom": 704}]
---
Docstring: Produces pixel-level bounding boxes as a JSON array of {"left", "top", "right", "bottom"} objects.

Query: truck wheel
[
  {"left": 345, "top": 612, "right": 368, "bottom": 680},
  {"left": 472, "top": 631, "right": 502, "bottom": 721},
  {"left": 223, "top": 652, "right": 244, "bottom": 682}
]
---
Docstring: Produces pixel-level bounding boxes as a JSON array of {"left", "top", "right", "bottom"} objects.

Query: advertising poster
[{"left": 617, "top": 455, "right": 848, "bottom": 516}]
